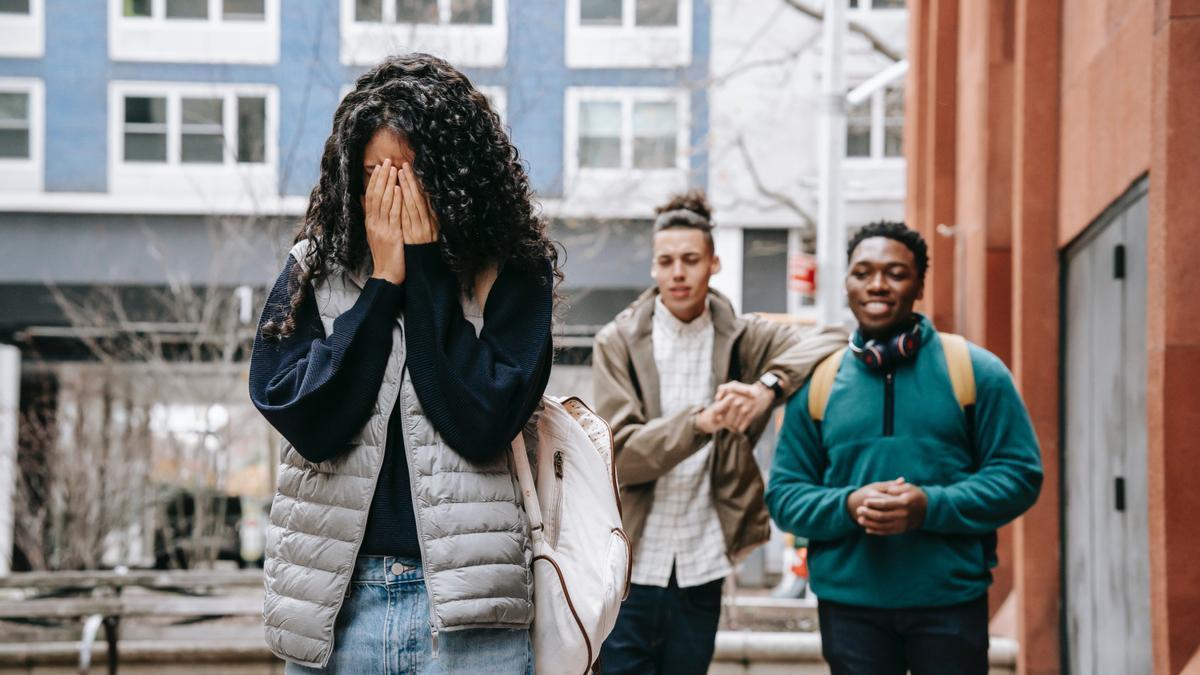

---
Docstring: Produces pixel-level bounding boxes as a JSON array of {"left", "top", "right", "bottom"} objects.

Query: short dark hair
[
  {"left": 653, "top": 189, "right": 715, "bottom": 251},
  {"left": 847, "top": 221, "right": 929, "bottom": 282}
]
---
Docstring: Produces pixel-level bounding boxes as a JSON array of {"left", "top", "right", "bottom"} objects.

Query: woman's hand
[
  {"left": 365, "top": 158, "right": 406, "bottom": 284},
  {"left": 398, "top": 162, "right": 439, "bottom": 245}
]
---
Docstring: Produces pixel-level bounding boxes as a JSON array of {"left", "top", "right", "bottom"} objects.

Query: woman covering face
[{"left": 250, "top": 53, "right": 558, "bottom": 675}]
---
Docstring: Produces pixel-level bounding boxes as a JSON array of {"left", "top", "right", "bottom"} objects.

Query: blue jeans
[
  {"left": 818, "top": 595, "right": 989, "bottom": 675},
  {"left": 284, "top": 556, "right": 533, "bottom": 675},
  {"left": 598, "top": 572, "right": 723, "bottom": 675}
]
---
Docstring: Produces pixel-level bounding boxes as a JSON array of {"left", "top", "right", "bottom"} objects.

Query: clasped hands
[
  {"left": 846, "top": 477, "right": 928, "bottom": 536},
  {"left": 695, "top": 381, "right": 776, "bottom": 435},
  {"left": 364, "top": 158, "right": 439, "bottom": 285}
]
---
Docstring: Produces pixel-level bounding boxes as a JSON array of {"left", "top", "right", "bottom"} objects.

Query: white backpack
[{"left": 511, "top": 396, "right": 632, "bottom": 675}]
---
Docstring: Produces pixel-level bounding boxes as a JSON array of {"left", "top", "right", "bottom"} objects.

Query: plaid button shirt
[{"left": 630, "top": 297, "right": 733, "bottom": 588}]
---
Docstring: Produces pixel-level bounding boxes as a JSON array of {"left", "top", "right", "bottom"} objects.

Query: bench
[{"left": 0, "top": 569, "right": 263, "bottom": 675}]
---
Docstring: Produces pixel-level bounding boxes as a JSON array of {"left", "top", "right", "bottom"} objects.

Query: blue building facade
[{"left": 0, "top": 0, "right": 711, "bottom": 340}]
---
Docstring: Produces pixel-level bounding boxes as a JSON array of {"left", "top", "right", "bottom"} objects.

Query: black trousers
[
  {"left": 818, "top": 595, "right": 990, "bottom": 675},
  {"left": 599, "top": 571, "right": 723, "bottom": 675}
]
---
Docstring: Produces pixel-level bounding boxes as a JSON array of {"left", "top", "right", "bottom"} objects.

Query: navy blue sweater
[{"left": 249, "top": 243, "right": 553, "bottom": 558}]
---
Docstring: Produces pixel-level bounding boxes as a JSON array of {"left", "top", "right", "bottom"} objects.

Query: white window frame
[
  {"left": 562, "top": 87, "right": 689, "bottom": 217},
  {"left": 340, "top": 0, "right": 507, "bottom": 67},
  {"left": 0, "top": 0, "right": 44, "bottom": 58},
  {"left": 566, "top": 0, "right": 691, "bottom": 69},
  {"left": 109, "top": 0, "right": 280, "bottom": 64},
  {"left": 848, "top": 0, "right": 906, "bottom": 12},
  {"left": 108, "top": 82, "right": 278, "bottom": 206},
  {"left": 844, "top": 85, "right": 904, "bottom": 164},
  {"left": 0, "top": 77, "right": 43, "bottom": 193}
]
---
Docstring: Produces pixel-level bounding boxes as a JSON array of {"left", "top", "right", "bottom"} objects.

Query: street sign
[{"left": 789, "top": 253, "right": 816, "bottom": 295}]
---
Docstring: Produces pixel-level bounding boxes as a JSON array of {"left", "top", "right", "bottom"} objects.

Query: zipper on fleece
[{"left": 883, "top": 370, "right": 895, "bottom": 437}]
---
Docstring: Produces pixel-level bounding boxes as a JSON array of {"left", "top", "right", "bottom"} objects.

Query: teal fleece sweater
[{"left": 765, "top": 318, "right": 1043, "bottom": 609}]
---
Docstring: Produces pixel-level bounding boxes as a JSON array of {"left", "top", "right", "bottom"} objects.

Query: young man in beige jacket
[{"left": 593, "top": 190, "right": 845, "bottom": 674}]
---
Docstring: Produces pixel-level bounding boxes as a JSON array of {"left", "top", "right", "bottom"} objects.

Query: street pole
[
  {"left": 816, "top": 0, "right": 847, "bottom": 327},
  {"left": 0, "top": 346, "right": 18, "bottom": 575}
]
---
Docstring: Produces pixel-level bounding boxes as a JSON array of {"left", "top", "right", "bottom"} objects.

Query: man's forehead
[
  {"left": 850, "top": 237, "right": 915, "bottom": 265},
  {"left": 653, "top": 228, "right": 708, "bottom": 256}
]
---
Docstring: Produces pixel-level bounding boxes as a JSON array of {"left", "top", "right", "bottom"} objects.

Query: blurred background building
[{"left": 0, "top": 0, "right": 910, "bottom": 578}]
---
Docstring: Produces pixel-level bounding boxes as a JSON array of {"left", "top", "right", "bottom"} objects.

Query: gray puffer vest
[{"left": 262, "top": 241, "right": 534, "bottom": 668}]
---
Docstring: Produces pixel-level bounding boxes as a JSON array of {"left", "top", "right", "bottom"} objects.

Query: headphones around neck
[{"left": 848, "top": 320, "right": 922, "bottom": 371}]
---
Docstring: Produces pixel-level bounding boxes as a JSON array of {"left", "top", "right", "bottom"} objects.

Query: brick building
[{"left": 904, "top": 1, "right": 1200, "bottom": 673}]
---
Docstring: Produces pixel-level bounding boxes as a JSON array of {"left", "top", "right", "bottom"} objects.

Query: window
[
  {"left": 849, "top": 0, "right": 905, "bottom": 9},
  {"left": 0, "top": 91, "right": 30, "bottom": 159},
  {"left": 166, "top": 0, "right": 206, "bottom": 18},
  {"left": 111, "top": 0, "right": 277, "bottom": 64},
  {"left": 845, "top": 84, "right": 904, "bottom": 160},
  {"left": 354, "top": 0, "right": 494, "bottom": 25},
  {"left": 124, "top": 0, "right": 266, "bottom": 20},
  {"left": 0, "top": 0, "right": 42, "bottom": 57},
  {"left": 580, "top": 0, "right": 677, "bottom": 26},
  {"left": 223, "top": 0, "right": 264, "bottom": 20},
  {"left": 567, "top": 0, "right": 690, "bottom": 68},
  {"left": 632, "top": 101, "right": 676, "bottom": 168},
  {"left": 883, "top": 85, "right": 903, "bottom": 157},
  {"left": 635, "top": 0, "right": 676, "bottom": 26},
  {"left": 0, "top": 78, "right": 43, "bottom": 192},
  {"left": 237, "top": 96, "right": 266, "bottom": 162},
  {"left": 119, "top": 89, "right": 270, "bottom": 166},
  {"left": 579, "top": 102, "right": 621, "bottom": 169},
  {"left": 569, "top": 89, "right": 686, "bottom": 173},
  {"left": 123, "top": 96, "right": 168, "bottom": 162},
  {"left": 846, "top": 95, "right": 870, "bottom": 158},
  {"left": 180, "top": 98, "right": 223, "bottom": 163},
  {"left": 580, "top": 0, "right": 619, "bottom": 25},
  {"left": 341, "top": 0, "right": 506, "bottom": 66}
]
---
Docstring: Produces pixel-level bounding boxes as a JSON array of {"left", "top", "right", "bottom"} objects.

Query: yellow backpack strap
[
  {"left": 938, "top": 333, "right": 976, "bottom": 409},
  {"left": 808, "top": 347, "right": 848, "bottom": 422}
]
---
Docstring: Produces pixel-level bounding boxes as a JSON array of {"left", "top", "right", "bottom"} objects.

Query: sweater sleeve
[
  {"left": 402, "top": 244, "right": 553, "bottom": 463},
  {"left": 765, "top": 383, "right": 861, "bottom": 543},
  {"left": 921, "top": 346, "right": 1044, "bottom": 535},
  {"left": 248, "top": 255, "right": 405, "bottom": 463}
]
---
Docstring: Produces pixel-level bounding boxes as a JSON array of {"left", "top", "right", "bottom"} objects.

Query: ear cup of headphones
[
  {"left": 852, "top": 322, "right": 923, "bottom": 371},
  {"left": 864, "top": 344, "right": 884, "bottom": 369},
  {"left": 896, "top": 331, "right": 918, "bottom": 358}
]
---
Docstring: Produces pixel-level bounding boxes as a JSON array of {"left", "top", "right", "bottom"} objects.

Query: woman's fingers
[
  {"left": 388, "top": 184, "right": 403, "bottom": 237},
  {"left": 410, "top": 164, "right": 438, "bottom": 242},
  {"left": 364, "top": 160, "right": 381, "bottom": 216},
  {"left": 381, "top": 165, "right": 399, "bottom": 221},
  {"left": 399, "top": 164, "right": 422, "bottom": 242}
]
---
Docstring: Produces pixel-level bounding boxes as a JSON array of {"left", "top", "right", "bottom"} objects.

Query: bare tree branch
[
  {"left": 734, "top": 134, "right": 816, "bottom": 230},
  {"left": 780, "top": 0, "right": 903, "bottom": 62}
]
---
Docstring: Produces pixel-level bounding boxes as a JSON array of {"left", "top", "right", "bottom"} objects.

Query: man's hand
[
  {"left": 713, "top": 381, "right": 775, "bottom": 433},
  {"left": 853, "top": 478, "right": 928, "bottom": 536},
  {"left": 846, "top": 480, "right": 901, "bottom": 523},
  {"left": 695, "top": 396, "right": 737, "bottom": 435}
]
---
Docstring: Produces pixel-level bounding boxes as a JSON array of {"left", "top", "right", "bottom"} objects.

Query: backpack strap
[
  {"left": 510, "top": 433, "right": 544, "bottom": 543},
  {"left": 808, "top": 347, "right": 848, "bottom": 422},
  {"left": 938, "top": 332, "right": 976, "bottom": 409}
]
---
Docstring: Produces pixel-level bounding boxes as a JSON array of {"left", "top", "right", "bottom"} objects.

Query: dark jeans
[
  {"left": 599, "top": 572, "right": 723, "bottom": 675},
  {"left": 818, "top": 595, "right": 990, "bottom": 675}
]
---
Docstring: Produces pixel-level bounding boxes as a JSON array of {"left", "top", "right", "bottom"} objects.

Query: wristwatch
[{"left": 758, "top": 372, "right": 785, "bottom": 400}]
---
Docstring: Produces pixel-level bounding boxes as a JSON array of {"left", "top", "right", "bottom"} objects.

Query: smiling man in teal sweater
[{"left": 766, "top": 222, "right": 1043, "bottom": 675}]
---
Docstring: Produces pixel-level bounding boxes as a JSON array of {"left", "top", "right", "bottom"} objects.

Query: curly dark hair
[
  {"left": 847, "top": 221, "right": 929, "bottom": 282},
  {"left": 263, "top": 53, "right": 561, "bottom": 339},
  {"left": 653, "top": 188, "right": 715, "bottom": 250}
]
